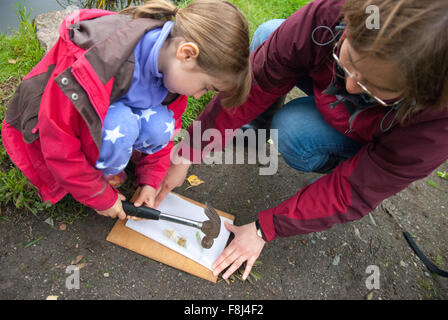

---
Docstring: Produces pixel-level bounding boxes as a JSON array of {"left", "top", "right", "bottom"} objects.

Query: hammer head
[{"left": 200, "top": 203, "right": 221, "bottom": 249}]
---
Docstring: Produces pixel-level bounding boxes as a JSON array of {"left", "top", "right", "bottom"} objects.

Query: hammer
[{"left": 121, "top": 201, "right": 221, "bottom": 249}]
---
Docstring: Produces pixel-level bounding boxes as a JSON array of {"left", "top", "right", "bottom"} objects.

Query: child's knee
[
  {"left": 136, "top": 106, "right": 175, "bottom": 153},
  {"left": 103, "top": 103, "right": 140, "bottom": 141}
]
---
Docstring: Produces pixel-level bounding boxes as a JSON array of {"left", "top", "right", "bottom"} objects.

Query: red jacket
[
  {"left": 177, "top": 0, "right": 448, "bottom": 241},
  {"left": 2, "top": 9, "right": 187, "bottom": 211}
]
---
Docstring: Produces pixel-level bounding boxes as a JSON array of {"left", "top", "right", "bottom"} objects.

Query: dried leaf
[
  {"left": 71, "top": 254, "right": 84, "bottom": 265},
  {"left": 186, "top": 174, "right": 204, "bottom": 187},
  {"left": 76, "top": 263, "right": 87, "bottom": 270},
  {"left": 8, "top": 59, "right": 17, "bottom": 64},
  {"left": 59, "top": 223, "right": 67, "bottom": 231}
]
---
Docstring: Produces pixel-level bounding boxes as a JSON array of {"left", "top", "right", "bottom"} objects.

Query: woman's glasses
[{"left": 332, "top": 41, "right": 404, "bottom": 107}]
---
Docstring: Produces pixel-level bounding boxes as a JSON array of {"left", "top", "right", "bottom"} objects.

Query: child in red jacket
[{"left": 2, "top": 0, "right": 251, "bottom": 220}]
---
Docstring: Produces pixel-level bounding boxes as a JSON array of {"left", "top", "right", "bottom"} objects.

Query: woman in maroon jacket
[{"left": 154, "top": 0, "right": 448, "bottom": 280}]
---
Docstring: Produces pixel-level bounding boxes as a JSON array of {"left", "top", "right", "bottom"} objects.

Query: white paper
[{"left": 125, "top": 193, "right": 232, "bottom": 270}]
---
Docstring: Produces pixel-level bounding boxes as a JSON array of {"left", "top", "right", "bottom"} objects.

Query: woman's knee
[
  {"left": 271, "top": 97, "right": 355, "bottom": 172},
  {"left": 251, "top": 19, "right": 285, "bottom": 52}
]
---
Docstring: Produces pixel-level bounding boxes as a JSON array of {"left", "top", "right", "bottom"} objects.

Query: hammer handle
[{"left": 121, "top": 201, "right": 161, "bottom": 220}]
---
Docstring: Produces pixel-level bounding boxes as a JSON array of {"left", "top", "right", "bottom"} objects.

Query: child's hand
[
  {"left": 96, "top": 193, "right": 127, "bottom": 220},
  {"left": 130, "top": 185, "right": 157, "bottom": 221}
]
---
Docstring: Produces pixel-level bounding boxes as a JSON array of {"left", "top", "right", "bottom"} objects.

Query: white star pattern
[
  {"left": 140, "top": 109, "right": 157, "bottom": 122},
  {"left": 104, "top": 125, "right": 125, "bottom": 144},
  {"left": 164, "top": 120, "right": 174, "bottom": 137},
  {"left": 96, "top": 161, "right": 107, "bottom": 169}
]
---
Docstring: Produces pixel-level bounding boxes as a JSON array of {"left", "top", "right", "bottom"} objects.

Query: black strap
[{"left": 403, "top": 232, "right": 448, "bottom": 277}]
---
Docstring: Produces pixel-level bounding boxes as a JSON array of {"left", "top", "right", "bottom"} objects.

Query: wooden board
[{"left": 106, "top": 190, "right": 235, "bottom": 283}]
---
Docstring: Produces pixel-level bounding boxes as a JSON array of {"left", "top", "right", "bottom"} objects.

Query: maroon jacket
[{"left": 177, "top": 0, "right": 448, "bottom": 241}]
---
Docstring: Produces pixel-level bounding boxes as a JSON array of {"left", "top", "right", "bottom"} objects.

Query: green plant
[
  {"left": 0, "top": 1, "right": 44, "bottom": 81},
  {"left": 219, "top": 261, "right": 263, "bottom": 284},
  {"left": 437, "top": 171, "right": 448, "bottom": 180},
  {"left": 0, "top": 168, "right": 51, "bottom": 216},
  {"left": 426, "top": 180, "right": 439, "bottom": 189}
]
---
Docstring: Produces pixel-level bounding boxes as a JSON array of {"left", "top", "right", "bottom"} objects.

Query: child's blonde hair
[{"left": 121, "top": 0, "right": 251, "bottom": 108}]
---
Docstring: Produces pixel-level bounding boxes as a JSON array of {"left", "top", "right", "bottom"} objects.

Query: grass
[
  {"left": 0, "top": 2, "right": 87, "bottom": 223},
  {"left": 0, "top": 0, "right": 308, "bottom": 223},
  {"left": 0, "top": 2, "right": 44, "bottom": 81}
]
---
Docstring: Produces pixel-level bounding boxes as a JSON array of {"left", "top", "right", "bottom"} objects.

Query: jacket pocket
[{"left": 5, "top": 64, "right": 56, "bottom": 143}]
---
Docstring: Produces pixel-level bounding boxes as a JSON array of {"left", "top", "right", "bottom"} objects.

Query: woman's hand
[
  {"left": 96, "top": 193, "right": 127, "bottom": 220},
  {"left": 130, "top": 184, "right": 157, "bottom": 221},
  {"left": 154, "top": 155, "right": 192, "bottom": 207},
  {"left": 212, "top": 221, "right": 266, "bottom": 281}
]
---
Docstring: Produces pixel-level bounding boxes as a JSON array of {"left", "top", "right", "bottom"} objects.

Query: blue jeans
[{"left": 252, "top": 20, "right": 361, "bottom": 173}]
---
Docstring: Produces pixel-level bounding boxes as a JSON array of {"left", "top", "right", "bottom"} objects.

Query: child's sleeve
[
  {"left": 135, "top": 139, "right": 174, "bottom": 190},
  {"left": 39, "top": 82, "right": 119, "bottom": 211}
]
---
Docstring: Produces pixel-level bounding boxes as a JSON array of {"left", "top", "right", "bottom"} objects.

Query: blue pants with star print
[{"left": 95, "top": 101, "right": 175, "bottom": 176}]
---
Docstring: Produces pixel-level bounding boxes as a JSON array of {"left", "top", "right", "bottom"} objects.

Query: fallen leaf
[
  {"left": 54, "top": 263, "right": 65, "bottom": 270},
  {"left": 301, "top": 239, "right": 306, "bottom": 245},
  {"left": 186, "top": 174, "right": 204, "bottom": 187},
  {"left": 46, "top": 295, "right": 58, "bottom": 300},
  {"left": 76, "top": 263, "right": 87, "bottom": 270},
  {"left": 71, "top": 254, "right": 84, "bottom": 265},
  {"left": 59, "top": 223, "right": 67, "bottom": 231},
  {"left": 8, "top": 59, "right": 17, "bottom": 64}
]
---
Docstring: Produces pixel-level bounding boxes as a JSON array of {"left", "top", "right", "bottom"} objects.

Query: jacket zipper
[{"left": 345, "top": 105, "right": 377, "bottom": 135}]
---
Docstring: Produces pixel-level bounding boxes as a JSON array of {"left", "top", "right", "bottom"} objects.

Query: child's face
[
  {"left": 163, "top": 63, "right": 228, "bottom": 100},
  {"left": 160, "top": 40, "right": 231, "bottom": 99}
]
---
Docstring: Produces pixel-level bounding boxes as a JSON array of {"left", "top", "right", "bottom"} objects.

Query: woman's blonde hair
[
  {"left": 121, "top": 0, "right": 251, "bottom": 108},
  {"left": 343, "top": 0, "right": 448, "bottom": 125}
]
